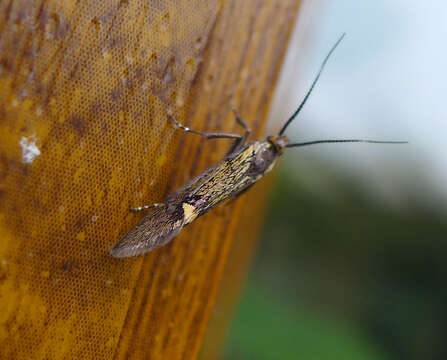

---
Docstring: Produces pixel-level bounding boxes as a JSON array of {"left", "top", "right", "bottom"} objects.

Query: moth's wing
[{"left": 110, "top": 206, "right": 184, "bottom": 258}]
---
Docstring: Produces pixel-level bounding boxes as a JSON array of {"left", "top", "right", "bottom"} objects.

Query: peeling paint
[{"left": 19, "top": 135, "right": 41, "bottom": 164}]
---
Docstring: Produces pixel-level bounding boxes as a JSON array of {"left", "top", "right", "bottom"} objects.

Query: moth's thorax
[{"left": 248, "top": 140, "right": 279, "bottom": 177}]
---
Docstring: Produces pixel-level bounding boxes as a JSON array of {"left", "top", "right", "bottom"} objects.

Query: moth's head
[{"left": 267, "top": 135, "right": 289, "bottom": 155}]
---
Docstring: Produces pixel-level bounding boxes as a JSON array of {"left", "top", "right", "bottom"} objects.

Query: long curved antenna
[
  {"left": 286, "top": 139, "right": 408, "bottom": 148},
  {"left": 278, "top": 33, "right": 346, "bottom": 136}
]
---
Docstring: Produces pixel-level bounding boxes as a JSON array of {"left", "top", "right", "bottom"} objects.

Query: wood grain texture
[{"left": 0, "top": 0, "right": 300, "bottom": 358}]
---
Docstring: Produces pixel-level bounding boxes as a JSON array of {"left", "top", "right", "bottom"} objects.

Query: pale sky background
[{"left": 269, "top": 0, "right": 446, "bottom": 209}]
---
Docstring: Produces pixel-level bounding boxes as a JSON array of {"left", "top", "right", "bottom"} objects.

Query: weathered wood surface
[{"left": 0, "top": 0, "right": 300, "bottom": 358}]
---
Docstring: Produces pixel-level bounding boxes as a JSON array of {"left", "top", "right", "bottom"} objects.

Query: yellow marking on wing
[
  {"left": 238, "top": 144, "right": 254, "bottom": 162},
  {"left": 182, "top": 203, "right": 198, "bottom": 224}
]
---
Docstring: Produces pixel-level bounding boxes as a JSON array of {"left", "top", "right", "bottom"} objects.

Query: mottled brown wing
[{"left": 110, "top": 205, "right": 184, "bottom": 258}]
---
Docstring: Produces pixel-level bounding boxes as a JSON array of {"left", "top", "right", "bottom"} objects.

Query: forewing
[
  {"left": 110, "top": 206, "right": 184, "bottom": 258},
  {"left": 110, "top": 145, "right": 256, "bottom": 258}
]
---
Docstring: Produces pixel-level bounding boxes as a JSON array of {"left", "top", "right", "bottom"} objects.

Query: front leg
[
  {"left": 226, "top": 107, "right": 251, "bottom": 155},
  {"left": 168, "top": 115, "right": 243, "bottom": 140}
]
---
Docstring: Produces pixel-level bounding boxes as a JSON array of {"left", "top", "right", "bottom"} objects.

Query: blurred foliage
[
  {"left": 224, "top": 159, "right": 447, "bottom": 360},
  {"left": 223, "top": 285, "right": 390, "bottom": 360}
]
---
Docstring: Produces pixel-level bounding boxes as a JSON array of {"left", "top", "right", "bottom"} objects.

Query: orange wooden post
[{"left": 0, "top": 1, "right": 301, "bottom": 358}]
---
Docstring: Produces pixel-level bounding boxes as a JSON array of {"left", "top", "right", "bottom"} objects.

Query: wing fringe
[{"left": 110, "top": 206, "right": 184, "bottom": 258}]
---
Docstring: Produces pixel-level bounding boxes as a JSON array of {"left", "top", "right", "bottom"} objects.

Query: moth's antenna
[
  {"left": 286, "top": 139, "right": 408, "bottom": 148},
  {"left": 278, "top": 33, "right": 346, "bottom": 136}
]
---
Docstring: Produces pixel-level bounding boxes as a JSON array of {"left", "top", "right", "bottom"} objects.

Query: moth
[{"left": 110, "top": 34, "right": 405, "bottom": 258}]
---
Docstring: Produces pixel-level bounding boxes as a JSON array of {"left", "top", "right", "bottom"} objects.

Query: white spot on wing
[{"left": 19, "top": 135, "right": 40, "bottom": 164}]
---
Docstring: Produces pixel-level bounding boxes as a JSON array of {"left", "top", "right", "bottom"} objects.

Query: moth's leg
[
  {"left": 226, "top": 107, "right": 251, "bottom": 155},
  {"left": 130, "top": 203, "right": 165, "bottom": 212},
  {"left": 231, "top": 107, "right": 251, "bottom": 140},
  {"left": 168, "top": 115, "right": 242, "bottom": 140}
]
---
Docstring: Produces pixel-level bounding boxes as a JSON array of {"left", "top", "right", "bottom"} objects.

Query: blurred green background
[
  {"left": 223, "top": 0, "right": 446, "bottom": 358},
  {"left": 223, "top": 162, "right": 446, "bottom": 360}
]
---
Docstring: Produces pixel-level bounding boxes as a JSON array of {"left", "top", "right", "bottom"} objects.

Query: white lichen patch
[{"left": 19, "top": 135, "right": 41, "bottom": 164}]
